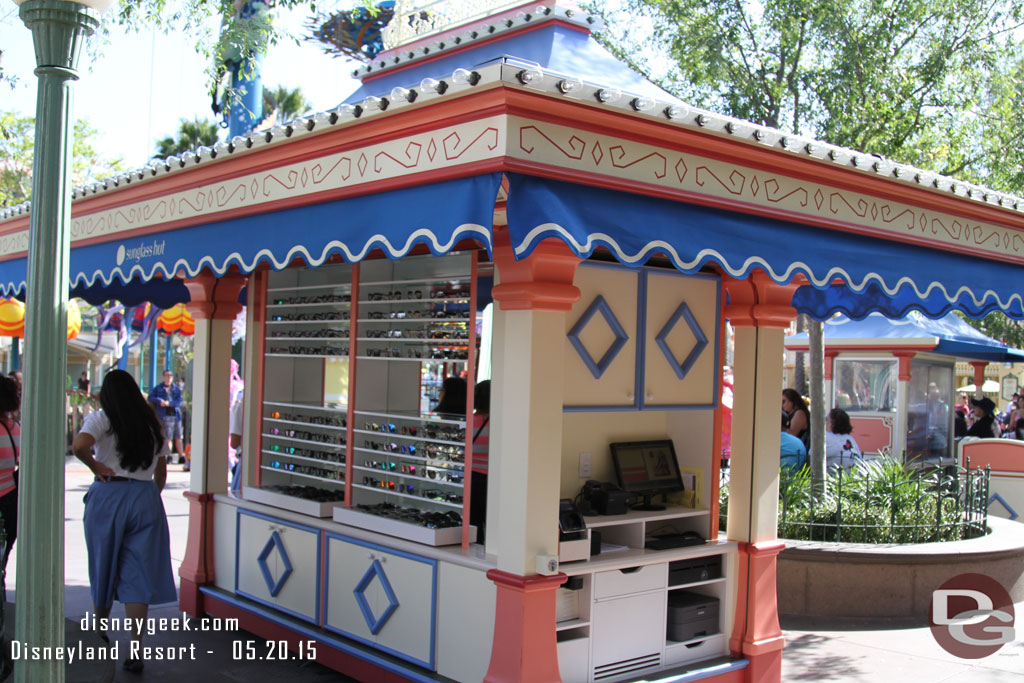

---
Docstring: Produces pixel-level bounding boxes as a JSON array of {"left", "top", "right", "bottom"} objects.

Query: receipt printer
[{"left": 666, "top": 591, "right": 719, "bottom": 643}]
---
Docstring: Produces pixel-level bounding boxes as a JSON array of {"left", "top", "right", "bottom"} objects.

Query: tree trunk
[
  {"left": 793, "top": 315, "right": 808, "bottom": 395},
  {"left": 808, "top": 320, "right": 827, "bottom": 493}
]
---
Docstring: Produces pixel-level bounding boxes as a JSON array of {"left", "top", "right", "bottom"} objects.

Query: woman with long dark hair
[
  {"left": 782, "top": 388, "right": 811, "bottom": 452},
  {"left": 71, "top": 370, "right": 177, "bottom": 673},
  {"left": 0, "top": 376, "right": 19, "bottom": 573}
]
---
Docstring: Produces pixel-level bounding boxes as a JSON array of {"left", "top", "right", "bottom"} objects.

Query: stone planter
[{"left": 777, "top": 517, "right": 1024, "bottom": 626}]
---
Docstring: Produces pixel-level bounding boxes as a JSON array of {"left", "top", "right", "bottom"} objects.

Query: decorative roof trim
[{"left": 2, "top": 56, "right": 1021, "bottom": 224}]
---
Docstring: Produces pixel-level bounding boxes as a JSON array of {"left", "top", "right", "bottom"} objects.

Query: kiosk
[{"left": 5, "top": 2, "right": 1024, "bottom": 681}]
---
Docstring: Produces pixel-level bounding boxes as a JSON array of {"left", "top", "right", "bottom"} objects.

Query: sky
[{"left": 1, "top": 2, "right": 363, "bottom": 171}]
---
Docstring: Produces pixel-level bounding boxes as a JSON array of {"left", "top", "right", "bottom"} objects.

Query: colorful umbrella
[
  {"left": 157, "top": 303, "right": 195, "bottom": 336},
  {"left": 0, "top": 298, "right": 81, "bottom": 339}
]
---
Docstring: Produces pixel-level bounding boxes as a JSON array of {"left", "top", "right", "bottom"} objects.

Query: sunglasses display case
[
  {"left": 253, "top": 263, "right": 354, "bottom": 516},
  {"left": 337, "top": 252, "right": 478, "bottom": 545},
  {"left": 251, "top": 253, "right": 480, "bottom": 543}
]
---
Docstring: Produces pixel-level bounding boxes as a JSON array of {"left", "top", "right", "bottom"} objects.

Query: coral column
[
  {"left": 178, "top": 270, "right": 246, "bottom": 615},
  {"left": 483, "top": 227, "right": 581, "bottom": 683},
  {"left": 722, "top": 271, "right": 798, "bottom": 683}
]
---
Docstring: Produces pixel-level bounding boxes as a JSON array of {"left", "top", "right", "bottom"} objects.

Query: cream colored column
[
  {"left": 489, "top": 308, "right": 568, "bottom": 572},
  {"left": 726, "top": 324, "right": 788, "bottom": 542},
  {"left": 188, "top": 316, "right": 236, "bottom": 494}
]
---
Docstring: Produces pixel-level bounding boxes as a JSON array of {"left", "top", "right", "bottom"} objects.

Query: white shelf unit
[
  {"left": 553, "top": 507, "right": 734, "bottom": 683},
  {"left": 256, "top": 264, "right": 354, "bottom": 511},
  {"left": 350, "top": 253, "right": 477, "bottom": 546}
]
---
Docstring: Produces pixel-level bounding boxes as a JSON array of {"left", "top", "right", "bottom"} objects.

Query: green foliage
[
  {"left": 153, "top": 118, "right": 221, "bottom": 159},
  {"left": 956, "top": 311, "right": 1024, "bottom": 350},
  {"left": 720, "top": 456, "right": 988, "bottom": 543},
  {"left": 265, "top": 85, "right": 311, "bottom": 122},
  {"left": 0, "top": 111, "right": 125, "bottom": 208},
  {"left": 588, "top": 0, "right": 1024, "bottom": 188}
]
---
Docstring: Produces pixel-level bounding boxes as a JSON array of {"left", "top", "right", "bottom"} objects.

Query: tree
[
  {"left": 153, "top": 118, "right": 221, "bottom": 159},
  {"left": 589, "top": 0, "right": 1024, "bottom": 481},
  {"left": 0, "top": 111, "right": 124, "bottom": 208},
  {"left": 264, "top": 85, "right": 311, "bottom": 122}
]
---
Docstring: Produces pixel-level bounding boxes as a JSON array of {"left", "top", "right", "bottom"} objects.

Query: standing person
[
  {"left": 9, "top": 371, "right": 21, "bottom": 424},
  {"left": 782, "top": 388, "right": 811, "bottom": 452},
  {"left": 434, "top": 376, "right": 467, "bottom": 418},
  {"left": 0, "top": 376, "right": 19, "bottom": 574},
  {"left": 470, "top": 380, "right": 490, "bottom": 543},
  {"left": 966, "top": 397, "right": 1000, "bottom": 439},
  {"left": 77, "top": 371, "right": 91, "bottom": 395},
  {"left": 825, "top": 408, "right": 863, "bottom": 472},
  {"left": 229, "top": 389, "right": 244, "bottom": 492},
  {"left": 70, "top": 370, "right": 177, "bottom": 673},
  {"left": 148, "top": 369, "right": 184, "bottom": 467}
]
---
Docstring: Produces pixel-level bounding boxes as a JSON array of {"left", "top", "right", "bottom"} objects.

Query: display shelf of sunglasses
[
  {"left": 359, "top": 296, "right": 471, "bottom": 304},
  {"left": 353, "top": 409, "right": 463, "bottom": 425},
  {"left": 265, "top": 349, "right": 351, "bottom": 359},
  {"left": 261, "top": 449, "right": 346, "bottom": 468},
  {"left": 352, "top": 428, "right": 465, "bottom": 448},
  {"left": 350, "top": 483, "right": 462, "bottom": 510},
  {"left": 266, "top": 302, "right": 352, "bottom": 310},
  {"left": 332, "top": 505, "right": 476, "bottom": 546},
  {"left": 356, "top": 316, "right": 470, "bottom": 324},
  {"left": 352, "top": 463, "right": 464, "bottom": 487},
  {"left": 264, "top": 416, "right": 347, "bottom": 432},
  {"left": 244, "top": 484, "right": 345, "bottom": 518},
  {"left": 266, "top": 318, "right": 350, "bottom": 325},
  {"left": 351, "top": 446, "right": 465, "bottom": 469},
  {"left": 263, "top": 400, "right": 348, "bottom": 413},
  {"left": 263, "top": 432, "right": 346, "bottom": 449},
  {"left": 359, "top": 276, "right": 472, "bottom": 286},
  {"left": 261, "top": 464, "right": 345, "bottom": 484}
]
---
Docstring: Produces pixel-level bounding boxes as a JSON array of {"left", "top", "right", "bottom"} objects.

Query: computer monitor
[{"left": 610, "top": 439, "right": 685, "bottom": 511}]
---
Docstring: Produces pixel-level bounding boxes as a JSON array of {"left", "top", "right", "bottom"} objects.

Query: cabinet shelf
[
  {"left": 260, "top": 466, "right": 345, "bottom": 486},
  {"left": 261, "top": 450, "right": 346, "bottom": 468},
  {"left": 351, "top": 483, "right": 462, "bottom": 509},
  {"left": 266, "top": 320, "right": 349, "bottom": 326},
  {"left": 668, "top": 577, "right": 726, "bottom": 590},
  {"left": 352, "top": 446, "right": 464, "bottom": 469},
  {"left": 352, "top": 464, "right": 464, "bottom": 487},
  {"left": 267, "top": 283, "right": 353, "bottom": 294},
  {"left": 262, "top": 433, "right": 346, "bottom": 449},
  {"left": 264, "top": 400, "right": 347, "bottom": 412},
  {"left": 356, "top": 355, "right": 467, "bottom": 364},
  {"left": 359, "top": 297, "right": 470, "bottom": 305},
  {"left": 359, "top": 276, "right": 471, "bottom": 287},
  {"left": 264, "top": 417, "right": 347, "bottom": 432},
  {"left": 555, "top": 619, "right": 590, "bottom": 632},
  {"left": 355, "top": 337, "right": 470, "bottom": 345},
  {"left": 665, "top": 633, "right": 724, "bottom": 648},
  {"left": 357, "top": 317, "right": 469, "bottom": 324},
  {"left": 352, "top": 428, "right": 465, "bottom": 447},
  {"left": 353, "top": 409, "right": 464, "bottom": 426},
  {"left": 266, "top": 353, "right": 350, "bottom": 359},
  {"left": 582, "top": 506, "right": 709, "bottom": 528},
  {"left": 267, "top": 302, "right": 351, "bottom": 309}
]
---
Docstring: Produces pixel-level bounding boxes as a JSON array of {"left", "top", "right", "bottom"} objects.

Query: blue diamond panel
[
  {"left": 256, "top": 530, "right": 293, "bottom": 597},
  {"left": 567, "top": 295, "right": 630, "bottom": 379},
  {"left": 353, "top": 559, "right": 400, "bottom": 635},
  {"left": 655, "top": 302, "right": 708, "bottom": 380}
]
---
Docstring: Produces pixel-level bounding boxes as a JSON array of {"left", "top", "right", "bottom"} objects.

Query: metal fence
[
  {"left": 777, "top": 458, "right": 990, "bottom": 543},
  {"left": 720, "top": 457, "right": 991, "bottom": 543}
]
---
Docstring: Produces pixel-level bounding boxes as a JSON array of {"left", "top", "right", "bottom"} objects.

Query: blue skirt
[{"left": 83, "top": 479, "right": 178, "bottom": 608}]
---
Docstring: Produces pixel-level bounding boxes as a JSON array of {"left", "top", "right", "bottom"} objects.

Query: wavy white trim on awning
[{"left": 505, "top": 173, "right": 1024, "bottom": 320}]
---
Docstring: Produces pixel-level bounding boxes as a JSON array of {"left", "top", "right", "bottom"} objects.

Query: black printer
[{"left": 666, "top": 590, "right": 719, "bottom": 643}]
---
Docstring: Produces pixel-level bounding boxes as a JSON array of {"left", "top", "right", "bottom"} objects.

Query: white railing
[{"left": 381, "top": 0, "right": 527, "bottom": 49}]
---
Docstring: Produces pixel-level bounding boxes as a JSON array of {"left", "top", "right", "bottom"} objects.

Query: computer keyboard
[{"left": 645, "top": 532, "right": 705, "bottom": 550}]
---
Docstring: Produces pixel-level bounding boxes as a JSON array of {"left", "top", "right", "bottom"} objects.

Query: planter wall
[{"left": 777, "top": 517, "right": 1024, "bottom": 626}]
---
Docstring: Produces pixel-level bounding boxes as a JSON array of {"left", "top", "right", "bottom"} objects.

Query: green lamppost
[{"left": 13, "top": 0, "right": 113, "bottom": 680}]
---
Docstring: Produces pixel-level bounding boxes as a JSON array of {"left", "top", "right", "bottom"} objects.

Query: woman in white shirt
[
  {"left": 825, "top": 408, "right": 863, "bottom": 473},
  {"left": 71, "top": 370, "right": 177, "bottom": 673}
]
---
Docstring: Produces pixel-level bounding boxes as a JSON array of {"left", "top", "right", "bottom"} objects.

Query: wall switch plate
[{"left": 579, "top": 452, "right": 592, "bottom": 478}]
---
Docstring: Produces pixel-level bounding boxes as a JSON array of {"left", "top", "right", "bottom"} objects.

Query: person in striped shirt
[
  {"left": 470, "top": 380, "right": 490, "bottom": 544},
  {"left": 0, "top": 375, "right": 19, "bottom": 572}
]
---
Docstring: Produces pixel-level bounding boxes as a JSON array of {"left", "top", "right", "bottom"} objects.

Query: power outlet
[{"left": 579, "top": 452, "right": 592, "bottom": 478}]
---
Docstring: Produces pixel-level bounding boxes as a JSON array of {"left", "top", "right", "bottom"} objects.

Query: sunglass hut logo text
[{"left": 116, "top": 240, "right": 166, "bottom": 267}]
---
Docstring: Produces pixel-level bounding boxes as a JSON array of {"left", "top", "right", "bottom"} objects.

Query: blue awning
[
  {"left": 505, "top": 173, "right": 1024, "bottom": 320},
  {"left": 786, "top": 312, "right": 1024, "bottom": 363},
  {"left": 0, "top": 173, "right": 501, "bottom": 303}
]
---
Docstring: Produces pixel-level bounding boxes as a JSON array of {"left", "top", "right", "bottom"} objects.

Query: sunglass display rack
[
  {"left": 252, "top": 253, "right": 479, "bottom": 544},
  {"left": 334, "top": 252, "right": 478, "bottom": 546},
  {"left": 249, "top": 263, "right": 354, "bottom": 517}
]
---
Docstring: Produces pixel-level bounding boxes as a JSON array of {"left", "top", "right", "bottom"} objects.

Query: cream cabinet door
[
  {"left": 564, "top": 264, "right": 640, "bottom": 410},
  {"left": 642, "top": 271, "right": 720, "bottom": 409},
  {"left": 325, "top": 534, "right": 438, "bottom": 669},
  {"left": 236, "top": 511, "right": 321, "bottom": 624}
]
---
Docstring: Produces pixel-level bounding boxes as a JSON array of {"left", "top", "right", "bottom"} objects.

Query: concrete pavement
[{"left": 2, "top": 458, "right": 1022, "bottom": 682}]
